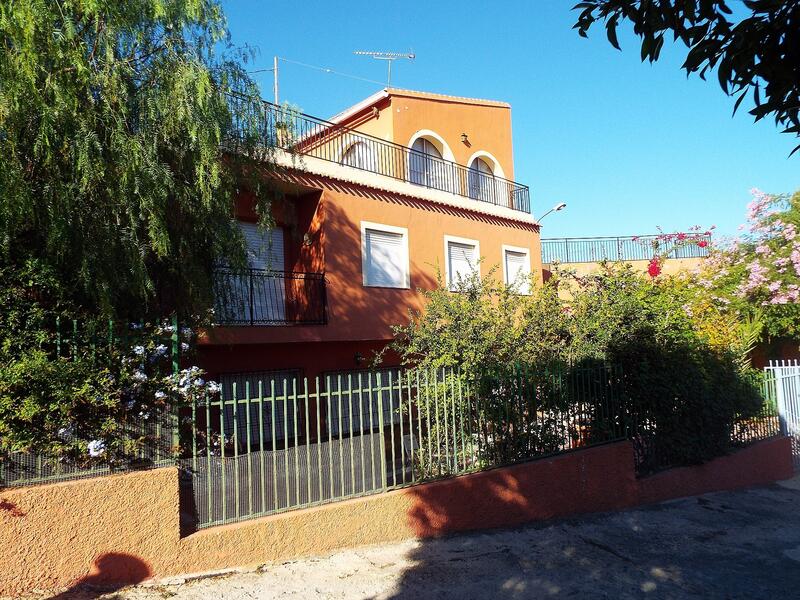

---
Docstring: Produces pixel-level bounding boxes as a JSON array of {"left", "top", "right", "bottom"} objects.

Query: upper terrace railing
[
  {"left": 541, "top": 235, "right": 711, "bottom": 264},
  {"left": 227, "top": 94, "right": 531, "bottom": 214}
]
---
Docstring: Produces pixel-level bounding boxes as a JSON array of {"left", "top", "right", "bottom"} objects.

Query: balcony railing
[
  {"left": 214, "top": 269, "right": 327, "bottom": 326},
  {"left": 541, "top": 235, "right": 711, "bottom": 264},
  {"left": 226, "top": 93, "right": 531, "bottom": 214}
]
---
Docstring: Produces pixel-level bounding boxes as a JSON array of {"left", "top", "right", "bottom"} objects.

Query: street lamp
[{"left": 538, "top": 202, "right": 567, "bottom": 222}]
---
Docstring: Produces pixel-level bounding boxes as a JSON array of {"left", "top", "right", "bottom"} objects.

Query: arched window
[
  {"left": 341, "top": 141, "right": 376, "bottom": 171},
  {"left": 409, "top": 137, "right": 445, "bottom": 188},
  {"left": 468, "top": 157, "right": 495, "bottom": 202}
]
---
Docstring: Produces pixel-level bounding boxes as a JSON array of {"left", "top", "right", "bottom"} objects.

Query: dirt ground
[{"left": 51, "top": 477, "right": 800, "bottom": 600}]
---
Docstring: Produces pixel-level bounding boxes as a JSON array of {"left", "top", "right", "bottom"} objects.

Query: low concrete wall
[
  {"left": 0, "top": 467, "right": 180, "bottom": 596},
  {"left": 0, "top": 437, "right": 792, "bottom": 597},
  {"left": 638, "top": 436, "right": 794, "bottom": 506}
]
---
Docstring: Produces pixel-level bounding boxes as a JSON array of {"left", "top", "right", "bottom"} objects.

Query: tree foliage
[
  {"left": 573, "top": 1, "right": 800, "bottom": 152},
  {"left": 0, "top": 0, "right": 274, "bottom": 318}
]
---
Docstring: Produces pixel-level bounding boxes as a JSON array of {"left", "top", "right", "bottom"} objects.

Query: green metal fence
[
  {"left": 181, "top": 364, "right": 626, "bottom": 529},
  {"left": 3, "top": 360, "right": 783, "bottom": 531}
]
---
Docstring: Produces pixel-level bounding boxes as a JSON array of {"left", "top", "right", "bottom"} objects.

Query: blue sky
[{"left": 222, "top": 1, "right": 799, "bottom": 239}]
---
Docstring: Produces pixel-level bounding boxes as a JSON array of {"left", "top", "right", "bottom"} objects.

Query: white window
[
  {"left": 217, "top": 222, "right": 286, "bottom": 324},
  {"left": 361, "top": 222, "right": 410, "bottom": 289},
  {"left": 445, "top": 235, "right": 480, "bottom": 290},
  {"left": 503, "top": 245, "right": 532, "bottom": 295},
  {"left": 341, "top": 141, "right": 376, "bottom": 171},
  {"left": 409, "top": 137, "right": 445, "bottom": 188},
  {"left": 239, "top": 221, "right": 284, "bottom": 271},
  {"left": 468, "top": 157, "right": 495, "bottom": 202}
]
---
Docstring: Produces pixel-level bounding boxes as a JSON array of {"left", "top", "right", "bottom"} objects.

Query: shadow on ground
[
  {"left": 48, "top": 553, "right": 150, "bottom": 600},
  {"left": 378, "top": 483, "right": 800, "bottom": 599}
]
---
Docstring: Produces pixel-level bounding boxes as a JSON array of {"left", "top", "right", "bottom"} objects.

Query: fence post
[
  {"left": 775, "top": 371, "right": 789, "bottom": 437},
  {"left": 376, "top": 372, "right": 388, "bottom": 491},
  {"left": 171, "top": 315, "right": 180, "bottom": 459}
]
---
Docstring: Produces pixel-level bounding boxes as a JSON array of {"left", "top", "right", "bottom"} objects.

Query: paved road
[{"left": 69, "top": 479, "right": 800, "bottom": 599}]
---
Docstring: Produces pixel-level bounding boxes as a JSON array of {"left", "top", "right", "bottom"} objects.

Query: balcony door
[
  {"left": 238, "top": 222, "right": 286, "bottom": 324},
  {"left": 409, "top": 137, "right": 444, "bottom": 189}
]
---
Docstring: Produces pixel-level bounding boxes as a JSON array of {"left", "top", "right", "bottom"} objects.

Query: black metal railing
[
  {"left": 214, "top": 269, "right": 327, "bottom": 326},
  {"left": 226, "top": 93, "right": 531, "bottom": 214},
  {"left": 541, "top": 235, "right": 711, "bottom": 264}
]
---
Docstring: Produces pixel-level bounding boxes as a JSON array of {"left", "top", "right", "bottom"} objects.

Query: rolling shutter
[
  {"left": 505, "top": 250, "right": 530, "bottom": 294},
  {"left": 447, "top": 241, "right": 477, "bottom": 288},
  {"left": 237, "top": 222, "right": 286, "bottom": 322},
  {"left": 239, "top": 222, "right": 284, "bottom": 271},
  {"left": 365, "top": 228, "right": 406, "bottom": 288}
]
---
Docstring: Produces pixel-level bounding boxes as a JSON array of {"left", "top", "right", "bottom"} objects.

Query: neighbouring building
[
  {"left": 198, "top": 88, "right": 541, "bottom": 393},
  {"left": 541, "top": 234, "right": 710, "bottom": 284}
]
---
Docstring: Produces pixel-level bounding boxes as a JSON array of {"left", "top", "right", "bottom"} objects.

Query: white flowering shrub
[{"left": 0, "top": 261, "right": 219, "bottom": 470}]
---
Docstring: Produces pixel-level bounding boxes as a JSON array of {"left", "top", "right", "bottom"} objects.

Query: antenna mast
[{"left": 353, "top": 50, "right": 415, "bottom": 86}]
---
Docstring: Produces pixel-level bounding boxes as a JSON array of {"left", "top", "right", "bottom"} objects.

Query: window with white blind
[
  {"left": 445, "top": 236, "right": 480, "bottom": 290},
  {"left": 503, "top": 245, "right": 532, "bottom": 295},
  {"left": 360, "top": 222, "right": 410, "bottom": 289}
]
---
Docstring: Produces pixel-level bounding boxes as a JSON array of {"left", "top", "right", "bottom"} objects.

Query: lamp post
[{"left": 538, "top": 202, "right": 567, "bottom": 222}]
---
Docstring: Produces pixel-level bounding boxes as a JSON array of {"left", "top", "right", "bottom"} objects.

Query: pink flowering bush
[{"left": 692, "top": 189, "right": 800, "bottom": 339}]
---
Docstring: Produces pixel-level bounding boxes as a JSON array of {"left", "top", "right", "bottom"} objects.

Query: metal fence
[
  {"left": 541, "top": 235, "right": 711, "bottom": 264},
  {"left": 0, "top": 411, "right": 176, "bottom": 488},
  {"left": 628, "top": 374, "right": 780, "bottom": 475},
  {"left": 181, "top": 364, "right": 625, "bottom": 529},
  {"left": 3, "top": 361, "right": 785, "bottom": 529},
  {"left": 226, "top": 93, "right": 532, "bottom": 214},
  {"left": 213, "top": 268, "right": 327, "bottom": 326},
  {"left": 764, "top": 360, "right": 800, "bottom": 469}
]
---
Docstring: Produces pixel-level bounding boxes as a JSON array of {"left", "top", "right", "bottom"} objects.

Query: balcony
[
  {"left": 214, "top": 269, "right": 327, "bottom": 326},
  {"left": 541, "top": 235, "right": 711, "bottom": 264},
  {"left": 226, "top": 94, "right": 531, "bottom": 214}
]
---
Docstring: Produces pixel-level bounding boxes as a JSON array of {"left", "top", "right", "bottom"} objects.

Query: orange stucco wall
[
  {"left": 207, "top": 174, "right": 540, "bottom": 351},
  {"left": 203, "top": 90, "right": 533, "bottom": 379},
  {"left": 388, "top": 93, "right": 515, "bottom": 180},
  {"left": 1, "top": 437, "right": 792, "bottom": 596}
]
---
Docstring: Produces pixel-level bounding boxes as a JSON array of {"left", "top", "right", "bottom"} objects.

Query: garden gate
[{"left": 765, "top": 360, "right": 800, "bottom": 470}]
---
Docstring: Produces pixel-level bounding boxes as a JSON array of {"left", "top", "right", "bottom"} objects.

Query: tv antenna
[{"left": 353, "top": 50, "right": 415, "bottom": 86}]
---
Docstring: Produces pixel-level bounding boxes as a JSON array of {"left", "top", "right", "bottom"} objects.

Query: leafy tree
[
  {"left": 0, "top": 259, "right": 218, "bottom": 469},
  {"left": 0, "top": 0, "right": 274, "bottom": 318},
  {"left": 573, "top": 1, "right": 800, "bottom": 152}
]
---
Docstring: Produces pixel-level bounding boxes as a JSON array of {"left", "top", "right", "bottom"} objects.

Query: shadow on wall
[
  {"left": 321, "top": 198, "right": 439, "bottom": 355},
  {"left": 379, "top": 453, "right": 631, "bottom": 600},
  {"left": 48, "top": 553, "right": 151, "bottom": 600},
  {"left": 0, "top": 499, "right": 25, "bottom": 517},
  {"left": 199, "top": 195, "right": 440, "bottom": 377}
]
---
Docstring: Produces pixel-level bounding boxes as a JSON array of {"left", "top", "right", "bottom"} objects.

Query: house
[{"left": 197, "top": 88, "right": 541, "bottom": 394}]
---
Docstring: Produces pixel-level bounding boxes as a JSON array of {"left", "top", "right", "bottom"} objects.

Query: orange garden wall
[{"left": 1, "top": 437, "right": 792, "bottom": 597}]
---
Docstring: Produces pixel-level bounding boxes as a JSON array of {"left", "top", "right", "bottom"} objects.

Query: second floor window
[
  {"left": 361, "top": 222, "right": 410, "bottom": 289},
  {"left": 409, "top": 138, "right": 445, "bottom": 189},
  {"left": 341, "top": 141, "right": 376, "bottom": 171}
]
